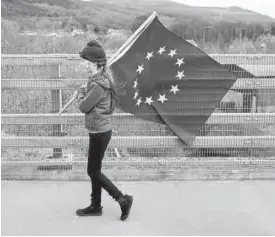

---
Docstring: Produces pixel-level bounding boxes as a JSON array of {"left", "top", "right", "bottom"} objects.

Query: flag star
[
  {"left": 157, "top": 94, "right": 168, "bottom": 104},
  {"left": 170, "top": 85, "right": 180, "bottom": 94},
  {"left": 145, "top": 96, "right": 154, "bottom": 105},
  {"left": 136, "top": 64, "right": 144, "bottom": 74},
  {"left": 175, "top": 58, "right": 185, "bottom": 67},
  {"left": 133, "top": 91, "right": 139, "bottom": 100},
  {"left": 136, "top": 97, "right": 142, "bottom": 106},
  {"left": 145, "top": 52, "right": 154, "bottom": 60},
  {"left": 176, "top": 70, "right": 185, "bottom": 80},
  {"left": 133, "top": 80, "right": 138, "bottom": 89},
  {"left": 168, "top": 49, "right": 177, "bottom": 58},
  {"left": 157, "top": 46, "right": 166, "bottom": 55}
]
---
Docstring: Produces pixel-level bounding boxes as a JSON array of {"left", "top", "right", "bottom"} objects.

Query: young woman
[{"left": 76, "top": 40, "right": 133, "bottom": 221}]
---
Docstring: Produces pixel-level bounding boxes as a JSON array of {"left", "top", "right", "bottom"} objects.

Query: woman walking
[{"left": 76, "top": 40, "right": 133, "bottom": 221}]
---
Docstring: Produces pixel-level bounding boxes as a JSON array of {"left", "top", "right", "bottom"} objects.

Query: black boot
[
  {"left": 76, "top": 204, "right": 103, "bottom": 216},
  {"left": 118, "top": 195, "right": 133, "bottom": 221}
]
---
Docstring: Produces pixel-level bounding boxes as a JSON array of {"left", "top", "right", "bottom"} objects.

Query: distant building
[
  {"left": 46, "top": 32, "right": 62, "bottom": 38},
  {"left": 19, "top": 31, "right": 38, "bottom": 36},
  {"left": 72, "top": 29, "right": 84, "bottom": 36},
  {"left": 107, "top": 29, "right": 121, "bottom": 34}
]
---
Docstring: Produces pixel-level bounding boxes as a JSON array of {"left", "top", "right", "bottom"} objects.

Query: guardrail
[{"left": 1, "top": 54, "right": 275, "bottom": 181}]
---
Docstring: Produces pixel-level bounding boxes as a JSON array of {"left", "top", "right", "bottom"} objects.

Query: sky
[{"left": 170, "top": 0, "right": 275, "bottom": 19}]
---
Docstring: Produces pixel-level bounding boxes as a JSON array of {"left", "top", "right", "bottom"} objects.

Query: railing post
[
  {"left": 242, "top": 91, "right": 253, "bottom": 113},
  {"left": 49, "top": 64, "right": 63, "bottom": 158}
]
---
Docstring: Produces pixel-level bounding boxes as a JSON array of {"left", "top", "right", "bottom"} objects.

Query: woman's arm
[{"left": 77, "top": 83, "right": 103, "bottom": 113}]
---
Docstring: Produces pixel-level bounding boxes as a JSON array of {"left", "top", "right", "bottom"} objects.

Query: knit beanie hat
[{"left": 79, "top": 40, "right": 107, "bottom": 64}]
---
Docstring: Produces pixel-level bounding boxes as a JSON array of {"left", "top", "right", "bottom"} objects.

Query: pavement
[{"left": 1, "top": 180, "right": 275, "bottom": 236}]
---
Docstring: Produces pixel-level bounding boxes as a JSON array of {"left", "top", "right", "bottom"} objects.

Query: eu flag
[{"left": 110, "top": 12, "right": 237, "bottom": 146}]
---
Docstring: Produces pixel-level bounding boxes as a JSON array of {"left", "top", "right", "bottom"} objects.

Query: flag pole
[
  {"left": 58, "top": 11, "right": 158, "bottom": 115},
  {"left": 108, "top": 11, "right": 158, "bottom": 65},
  {"left": 58, "top": 92, "right": 78, "bottom": 115}
]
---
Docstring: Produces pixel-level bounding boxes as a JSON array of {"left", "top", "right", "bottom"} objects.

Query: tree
[
  {"left": 82, "top": 23, "right": 88, "bottom": 32},
  {"left": 168, "top": 24, "right": 186, "bottom": 39},
  {"left": 1, "top": 20, "right": 20, "bottom": 53},
  {"left": 61, "top": 19, "right": 68, "bottom": 29},
  {"left": 94, "top": 26, "right": 101, "bottom": 34},
  {"left": 241, "top": 27, "right": 247, "bottom": 39},
  {"left": 129, "top": 13, "right": 151, "bottom": 33},
  {"left": 232, "top": 28, "right": 237, "bottom": 40}
]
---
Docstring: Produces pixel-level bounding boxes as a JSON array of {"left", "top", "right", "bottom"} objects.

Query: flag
[{"left": 110, "top": 12, "right": 237, "bottom": 146}]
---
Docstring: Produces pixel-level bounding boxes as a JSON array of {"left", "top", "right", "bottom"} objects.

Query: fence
[{"left": 1, "top": 54, "right": 275, "bottom": 181}]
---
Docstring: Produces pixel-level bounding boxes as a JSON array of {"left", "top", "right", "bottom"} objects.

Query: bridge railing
[{"left": 1, "top": 54, "right": 275, "bottom": 181}]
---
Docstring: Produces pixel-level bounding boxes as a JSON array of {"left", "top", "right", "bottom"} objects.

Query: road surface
[{"left": 2, "top": 180, "right": 275, "bottom": 235}]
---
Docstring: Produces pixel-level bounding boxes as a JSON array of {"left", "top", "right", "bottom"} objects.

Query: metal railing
[{"left": 1, "top": 54, "right": 275, "bottom": 181}]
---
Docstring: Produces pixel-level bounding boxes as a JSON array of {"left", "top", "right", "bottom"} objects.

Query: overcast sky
[{"left": 170, "top": 0, "right": 275, "bottom": 19}]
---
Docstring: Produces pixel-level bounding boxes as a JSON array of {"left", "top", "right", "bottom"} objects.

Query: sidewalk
[{"left": 2, "top": 180, "right": 275, "bottom": 235}]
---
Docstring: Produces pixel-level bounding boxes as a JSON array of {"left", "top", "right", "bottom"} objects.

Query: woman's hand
[
  {"left": 73, "top": 90, "right": 78, "bottom": 98},
  {"left": 73, "top": 84, "right": 86, "bottom": 99},
  {"left": 79, "top": 84, "right": 86, "bottom": 94}
]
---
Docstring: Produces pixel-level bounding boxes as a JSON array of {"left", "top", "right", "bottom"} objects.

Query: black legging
[{"left": 87, "top": 130, "right": 123, "bottom": 206}]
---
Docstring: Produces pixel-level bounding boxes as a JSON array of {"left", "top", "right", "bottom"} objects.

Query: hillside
[
  {"left": 2, "top": 0, "right": 275, "bottom": 55},
  {"left": 2, "top": 0, "right": 275, "bottom": 31}
]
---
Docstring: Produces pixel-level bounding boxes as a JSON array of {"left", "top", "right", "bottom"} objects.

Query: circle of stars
[{"left": 133, "top": 46, "right": 185, "bottom": 107}]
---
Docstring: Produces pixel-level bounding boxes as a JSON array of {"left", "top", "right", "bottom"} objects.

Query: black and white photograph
[{"left": 1, "top": 0, "right": 275, "bottom": 235}]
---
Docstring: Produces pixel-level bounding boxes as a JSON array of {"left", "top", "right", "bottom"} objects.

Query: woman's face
[{"left": 80, "top": 59, "right": 97, "bottom": 77}]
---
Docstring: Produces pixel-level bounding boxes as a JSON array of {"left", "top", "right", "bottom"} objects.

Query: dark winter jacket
[{"left": 77, "top": 72, "right": 114, "bottom": 133}]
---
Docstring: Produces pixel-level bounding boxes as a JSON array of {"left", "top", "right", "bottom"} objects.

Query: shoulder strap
[{"left": 93, "top": 80, "right": 115, "bottom": 113}]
